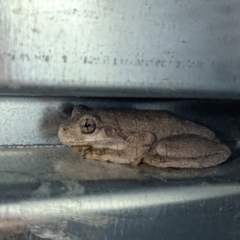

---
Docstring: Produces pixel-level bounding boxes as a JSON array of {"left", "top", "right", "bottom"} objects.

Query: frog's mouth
[
  {"left": 62, "top": 138, "right": 122, "bottom": 145},
  {"left": 60, "top": 138, "right": 126, "bottom": 151}
]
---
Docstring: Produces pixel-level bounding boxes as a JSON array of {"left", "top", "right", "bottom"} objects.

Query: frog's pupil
[{"left": 85, "top": 123, "right": 90, "bottom": 128}]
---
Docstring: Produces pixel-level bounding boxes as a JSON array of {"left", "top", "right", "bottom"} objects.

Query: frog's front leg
[
  {"left": 84, "top": 132, "right": 156, "bottom": 164},
  {"left": 143, "top": 134, "right": 231, "bottom": 168}
]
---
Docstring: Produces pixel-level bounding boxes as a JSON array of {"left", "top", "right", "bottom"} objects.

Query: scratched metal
[
  {"left": 1, "top": 97, "right": 240, "bottom": 146},
  {"left": 0, "top": 147, "right": 239, "bottom": 240},
  {"left": 0, "top": 0, "right": 240, "bottom": 98}
]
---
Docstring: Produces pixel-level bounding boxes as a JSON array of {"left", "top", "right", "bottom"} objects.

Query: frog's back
[{"left": 94, "top": 108, "right": 216, "bottom": 140}]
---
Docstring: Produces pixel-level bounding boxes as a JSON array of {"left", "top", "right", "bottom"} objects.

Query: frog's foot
[
  {"left": 84, "top": 148, "right": 135, "bottom": 164},
  {"left": 142, "top": 154, "right": 168, "bottom": 167},
  {"left": 84, "top": 148, "right": 107, "bottom": 160},
  {"left": 71, "top": 145, "right": 92, "bottom": 155},
  {"left": 131, "top": 154, "right": 149, "bottom": 167},
  {"left": 142, "top": 154, "right": 226, "bottom": 168}
]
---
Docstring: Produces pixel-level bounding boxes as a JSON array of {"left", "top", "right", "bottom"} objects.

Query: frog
[{"left": 58, "top": 105, "right": 231, "bottom": 168}]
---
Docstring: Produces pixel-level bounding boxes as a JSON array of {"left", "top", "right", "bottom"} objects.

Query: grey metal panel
[
  {"left": 0, "top": 147, "right": 239, "bottom": 240},
  {"left": 0, "top": 0, "right": 240, "bottom": 98}
]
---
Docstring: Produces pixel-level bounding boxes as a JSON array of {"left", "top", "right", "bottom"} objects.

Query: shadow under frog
[{"left": 58, "top": 105, "right": 231, "bottom": 169}]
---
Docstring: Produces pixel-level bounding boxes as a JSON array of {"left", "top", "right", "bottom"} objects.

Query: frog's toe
[
  {"left": 71, "top": 146, "right": 82, "bottom": 153},
  {"left": 71, "top": 145, "right": 92, "bottom": 155},
  {"left": 143, "top": 154, "right": 167, "bottom": 166},
  {"left": 84, "top": 152, "right": 95, "bottom": 160},
  {"left": 84, "top": 148, "right": 106, "bottom": 160},
  {"left": 94, "top": 148, "right": 106, "bottom": 155},
  {"left": 131, "top": 154, "right": 148, "bottom": 167}
]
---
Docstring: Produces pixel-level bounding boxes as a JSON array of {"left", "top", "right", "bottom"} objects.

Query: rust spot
[
  {"left": 32, "top": 28, "right": 39, "bottom": 33},
  {"left": 62, "top": 55, "right": 67, "bottom": 63},
  {"left": 45, "top": 56, "right": 50, "bottom": 62},
  {"left": 12, "top": 8, "right": 21, "bottom": 14}
]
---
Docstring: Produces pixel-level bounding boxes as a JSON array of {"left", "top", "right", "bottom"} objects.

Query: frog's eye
[{"left": 80, "top": 118, "right": 96, "bottom": 134}]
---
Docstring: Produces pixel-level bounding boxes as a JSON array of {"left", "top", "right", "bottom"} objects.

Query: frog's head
[{"left": 58, "top": 105, "right": 124, "bottom": 148}]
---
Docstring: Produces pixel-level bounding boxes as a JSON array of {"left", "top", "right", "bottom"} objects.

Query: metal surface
[
  {"left": 0, "top": 147, "right": 240, "bottom": 240},
  {"left": 1, "top": 0, "right": 240, "bottom": 98}
]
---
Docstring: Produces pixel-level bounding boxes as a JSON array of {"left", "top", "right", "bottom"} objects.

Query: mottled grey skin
[{"left": 58, "top": 105, "right": 231, "bottom": 169}]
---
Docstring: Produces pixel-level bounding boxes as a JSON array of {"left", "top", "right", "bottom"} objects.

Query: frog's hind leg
[
  {"left": 142, "top": 153, "right": 229, "bottom": 168},
  {"left": 143, "top": 134, "right": 231, "bottom": 168}
]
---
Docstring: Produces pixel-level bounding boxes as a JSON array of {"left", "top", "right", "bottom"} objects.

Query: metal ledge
[
  {"left": 0, "top": 147, "right": 240, "bottom": 239},
  {"left": 1, "top": 97, "right": 240, "bottom": 146}
]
